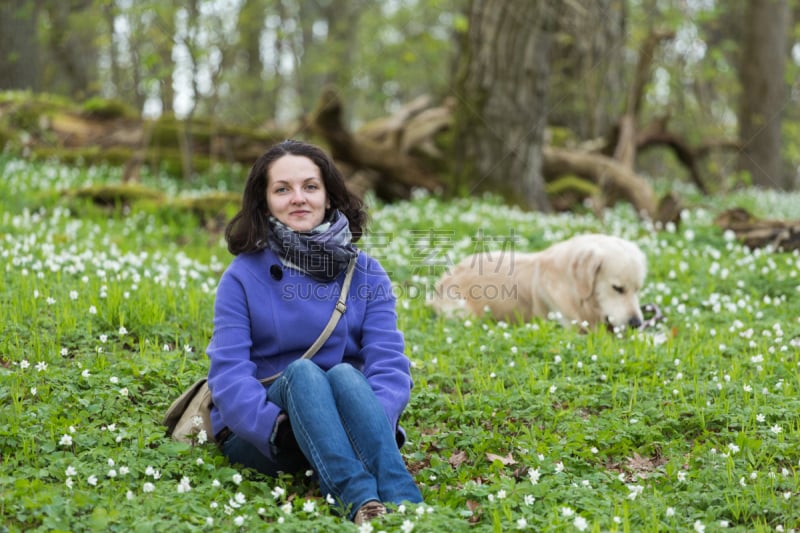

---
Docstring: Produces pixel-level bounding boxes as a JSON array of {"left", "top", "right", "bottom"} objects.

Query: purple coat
[{"left": 207, "top": 249, "right": 412, "bottom": 458}]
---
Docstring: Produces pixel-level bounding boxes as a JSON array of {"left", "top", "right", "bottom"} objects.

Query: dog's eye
[{"left": 612, "top": 285, "right": 625, "bottom": 294}]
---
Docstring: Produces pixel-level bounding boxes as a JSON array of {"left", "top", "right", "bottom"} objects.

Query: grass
[{"left": 1, "top": 155, "right": 799, "bottom": 532}]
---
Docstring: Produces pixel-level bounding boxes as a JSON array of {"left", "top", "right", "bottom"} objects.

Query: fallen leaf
[
  {"left": 449, "top": 450, "right": 467, "bottom": 468},
  {"left": 486, "top": 452, "right": 516, "bottom": 465}
]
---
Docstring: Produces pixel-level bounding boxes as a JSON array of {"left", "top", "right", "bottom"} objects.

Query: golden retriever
[{"left": 428, "top": 234, "right": 647, "bottom": 329}]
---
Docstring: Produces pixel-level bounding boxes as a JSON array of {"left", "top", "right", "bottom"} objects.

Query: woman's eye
[{"left": 612, "top": 285, "right": 625, "bottom": 294}]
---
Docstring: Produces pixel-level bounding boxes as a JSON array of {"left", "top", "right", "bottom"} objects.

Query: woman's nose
[{"left": 290, "top": 188, "right": 305, "bottom": 203}]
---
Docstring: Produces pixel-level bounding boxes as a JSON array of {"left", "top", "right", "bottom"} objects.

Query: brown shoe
[{"left": 352, "top": 500, "right": 386, "bottom": 525}]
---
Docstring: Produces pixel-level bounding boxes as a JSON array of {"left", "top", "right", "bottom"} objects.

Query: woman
[{"left": 206, "top": 140, "right": 422, "bottom": 524}]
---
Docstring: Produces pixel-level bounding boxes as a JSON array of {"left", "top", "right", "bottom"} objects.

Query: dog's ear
[{"left": 572, "top": 249, "right": 603, "bottom": 300}]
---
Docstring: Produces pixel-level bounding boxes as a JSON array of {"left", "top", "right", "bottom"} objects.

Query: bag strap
[{"left": 258, "top": 253, "right": 358, "bottom": 386}]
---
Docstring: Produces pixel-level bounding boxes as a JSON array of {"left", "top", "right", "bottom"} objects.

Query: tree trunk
[
  {"left": 454, "top": 0, "right": 555, "bottom": 212},
  {"left": 548, "top": 0, "right": 627, "bottom": 139},
  {"left": 42, "top": 1, "right": 100, "bottom": 100},
  {"left": 737, "top": 0, "right": 791, "bottom": 189},
  {"left": 0, "top": 1, "right": 40, "bottom": 92}
]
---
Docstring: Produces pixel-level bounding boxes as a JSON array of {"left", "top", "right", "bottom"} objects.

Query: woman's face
[{"left": 266, "top": 154, "right": 330, "bottom": 232}]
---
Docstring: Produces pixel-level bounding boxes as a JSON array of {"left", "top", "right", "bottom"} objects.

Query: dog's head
[{"left": 571, "top": 237, "right": 647, "bottom": 329}]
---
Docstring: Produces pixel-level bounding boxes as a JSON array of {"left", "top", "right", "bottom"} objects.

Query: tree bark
[
  {"left": 0, "top": 1, "right": 40, "bottom": 92},
  {"left": 737, "top": 0, "right": 791, "bottom": 189},
  {"left": 454, "top": 0, "right": 555, "bottom": 212}
]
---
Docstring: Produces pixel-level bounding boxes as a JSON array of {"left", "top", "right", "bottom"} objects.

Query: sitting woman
[{"left": 206, "top": 139, "right": 422, "bottom": 525}]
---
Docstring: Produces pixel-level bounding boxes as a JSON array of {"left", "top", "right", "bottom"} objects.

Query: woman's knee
[
  {"left": 327, "top": 363, "right": 364, "bottom": 386},
  {"left": 283, "top": 358, "right": 324, "bottom": 382}
]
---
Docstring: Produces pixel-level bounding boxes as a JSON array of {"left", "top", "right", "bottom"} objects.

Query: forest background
[{"left": 1, "top": 0, "right": 799, "bottom": 214}]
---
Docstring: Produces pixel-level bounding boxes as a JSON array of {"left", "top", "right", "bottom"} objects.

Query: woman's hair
[{"left": 225, "top": 140, "right": 367, "bottom": 255}]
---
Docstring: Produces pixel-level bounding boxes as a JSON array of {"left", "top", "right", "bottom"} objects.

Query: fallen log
[
  {"left": 715, "top": 207, "right": 800, "bottom": 252},
  {"left": 542, "top": 146, "right": 658, "bottom": 219},
  {"left": 309, "top": 87, "right": 447, "bottom": 199}
]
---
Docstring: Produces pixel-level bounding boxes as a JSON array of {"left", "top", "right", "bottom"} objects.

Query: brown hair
[{"left": 225, "top": 140, "right": 367, "bottom": 255}]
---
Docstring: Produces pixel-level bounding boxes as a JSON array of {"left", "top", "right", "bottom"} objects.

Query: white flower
[
  {"left": 65, "top": 477, "right": 73, "bottom": 489},
  {"left": 20, "top": 360, "right": 30, "bottom": 369},
  {"left": 303, "top": 500, "right": 316, "bottom": 513},
  {"left": 205, "top": 518, "right": 213, "bottom": 527},
  {"left": 627, "top": 484, "right": 644, "bottom": 500},
  {"left": 728, "top": 443, "right": 740, "bottom": 454},
  {"left": 59, "top": 434, "right": 73, "bottom": 446},
  {"left": 87, "top": 475, "right": 98, "bottom": 486},
  {"left": 524, "top": 495, "right": 535, "bottom": 505},
  {"left": 693, "top": 520, "right": 705, "bottom": 532},
  {"left": 281, "top": 502, "right": 292, "bottom": 514},
  {"left": 100, "top": 335, "right": 108, "bottom": 343},
  {"left": 109, "top": 376, "right": 119, "bottom": 384},
  {"left": 35, "top": 361, "right": 47, "bottom": 372},
  {"left": 234, "top": 492, "right": 246, "bottom": 505},
  {"left": 756, "top": 413, "right": 766, "bottom": 423},
  {"left": 119, "top": 388, "right": 128, "bottom": 397},
  {"left": 107, "top": 469, "right": 117, "bottom": 478},
  {"left": 177, "top": 476, "right": 191, "bottom": 493},
  {"left": 770, "top": 425, "right": 783, "bottom": 435},
  {"left": 196, "top": 429, "right": 208, "bottom": 444},
  {"left": 81, "top": 369, "right": 91, "bottom": 378},
  {"left": 233, "top": 516, "right": 244, "bottom": 527},
  {"left": 574, "top": 516, "right": 588, "bottom": 531},
  {"left": 184, "top": 345, "right": 193, "bottom": 353},
  {"left": 402, "top": 519, "right": 415, "bottom": 533},
  {"left": 65, "top": 466, "right": 77, "bottom": 477},
  {"left": 118, "top": 326, "right": 128, "bottom": 335},
  {"left": 119, "top": 466, "right": 129, "bottom": 475},
  {"left": 212, "top": 479, "right": 221, "bottom": 488},
  {"left": 561, "top": 507, "right": 574, "bottom": 517},
  {"left": 89, "top": 305, "right": 97, "bottom": 314},
  {"left": 232, "top": 473, "right": 242, "bottom": 485},
  {"left": 126, "top": 490, "right": 134, "bottom": 500},
  {"left": 496, "top": 489, "right": 507, "bottom": 499},
  {"left": 143, "top": 482, "right": 155, "bottom": 493},
  {"left": 271, "top": 486, "right": 285, "bottom": 499},
  {"left": 666, "top": 507, "right": 675, "bottom": 517}
]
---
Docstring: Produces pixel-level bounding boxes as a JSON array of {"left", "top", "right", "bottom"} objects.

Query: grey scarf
[{"left": 266, "top": 210, "right": 358, "bottom": 282}]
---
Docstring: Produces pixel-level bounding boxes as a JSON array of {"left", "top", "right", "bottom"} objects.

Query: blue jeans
[{"left": 223, "top": 359, "right": 422, "bottom": 518}]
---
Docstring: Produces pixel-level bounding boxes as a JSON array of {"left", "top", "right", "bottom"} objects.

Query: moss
[
  {"left": 32, "top": 146, "right": 134, "bottom": 167},
  {"left": 81, "top": 97, "right": 137, "bottom": 120},
  {"left": 67, "top": 183, "right": 164, "bottom": 203},
  {"left": 545, "top": 174, "right": 599, "bottom": 196}
]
